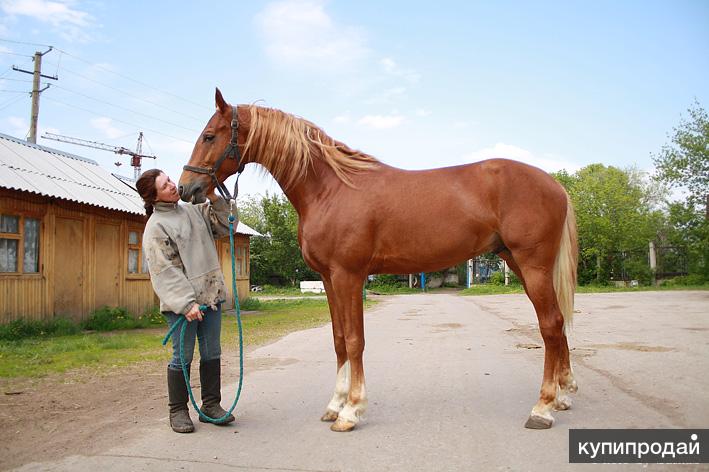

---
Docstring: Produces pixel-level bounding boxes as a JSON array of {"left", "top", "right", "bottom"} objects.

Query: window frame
[
  {"left": 126, "top": 227, "right": 150, "bottom": 279},
  {"left": 0, "top": 212, "right": 42, "bottom": 277}
]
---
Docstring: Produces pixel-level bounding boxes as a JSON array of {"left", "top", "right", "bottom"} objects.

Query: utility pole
[{"left": 13, "top": 47, "right": 58, "bottom": 144}]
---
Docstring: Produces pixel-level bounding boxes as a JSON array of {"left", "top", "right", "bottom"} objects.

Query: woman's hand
[{"left": 184, "top": 303, "right": 203, "bottom": 322}]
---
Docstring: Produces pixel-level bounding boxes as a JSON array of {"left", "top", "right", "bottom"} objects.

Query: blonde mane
[{"left": 242, "top": 105, "right": 378, "bottom": 190}]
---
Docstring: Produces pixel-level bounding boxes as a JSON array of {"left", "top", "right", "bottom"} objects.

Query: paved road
[{"left": 14, "top": 291, "right": 709, "bottom": 471}]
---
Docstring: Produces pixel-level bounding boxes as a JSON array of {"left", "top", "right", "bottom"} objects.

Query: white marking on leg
[
  {"left": 337, "top": 383, "right": 367, "bottom": 424},
  {"left": 326, "top": 361, "right": 350, "bottom": 413}
]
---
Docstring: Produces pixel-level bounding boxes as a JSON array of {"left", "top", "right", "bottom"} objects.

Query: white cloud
[
  {"left": 333, "top": 113, "right": 351, "bottom": 124},
  {"left": 415, "top": 108, "right": 431, "bottom": 117},
  {"left": 464, "top": 143, "right": 581, "bottom": 173},
  {"left": 256, "top": 0, "right": 369, "bottom": 70},
  {"left": 379, "top": 57, "right": 420, "bottom": 83},
  {"left": 0, "top": 0, "right": 96, "bottom": 42},
  {"left": 90, "top": 117, "right": 125, "bottom": 140},
  {"left": 358, "top": 114, "right": 404, "bottom": 129},
  {"left": 364, "top": 86, "right": 406, "bottom": 105}
]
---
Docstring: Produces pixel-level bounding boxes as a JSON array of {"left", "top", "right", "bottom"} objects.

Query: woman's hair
[{"left": 135, "top": 169, "right": 163, "bottom": 219}]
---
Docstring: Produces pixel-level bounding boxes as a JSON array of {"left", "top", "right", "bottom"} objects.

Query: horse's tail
[{"left": 553, "top": 194, "right": 578, "bottom": 335}]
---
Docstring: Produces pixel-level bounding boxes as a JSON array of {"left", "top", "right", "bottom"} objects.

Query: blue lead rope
[{"left": 161, "top": 211, "right": 244, "bottom": 424}]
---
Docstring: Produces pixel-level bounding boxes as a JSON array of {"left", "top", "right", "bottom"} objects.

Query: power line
[
  {"left": 0, "top": 38, "right": 53, "bottom": 49},
  {"left": 52, "top": 84, "right": 200, "bottom": 133},
  {"left": 54, "top": 65, "right": 205, "bottom": 122},
  {"left": 0, "top": 51, "right": 33, "bottom": 59},
  {"left": 0, "top": 94, "right": 26, "bottom": 111},
  {"left": 54, "top": 47, "right": 211, "bottom": 111},
  {"left": 43, "top": 96, "right": 196, "bottom": 144}
]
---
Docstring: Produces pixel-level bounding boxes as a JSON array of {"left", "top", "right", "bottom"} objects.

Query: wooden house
[{"left": 0, "top": 133, "right": 259, "bottom": 323}]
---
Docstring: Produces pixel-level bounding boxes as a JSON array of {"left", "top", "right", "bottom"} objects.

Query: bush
[
  {"left": 661, "top": 274, "right": 707, "bottom": 286},
  {"left": 83, "top": 306, "right": 147, "bottom": 331},
  {"left": 240, "top": 297, "right": 262, "bottom": 311},
  {"left": 136, "top": 306, "right": 166, "bottom": 325},
  {"left": 0, "top": 317, "right": 79, "bottom": 341},
  {"left": 489, "top": 271, "right": 505, "bottom": 286},
  {"left": 368, "top": 274, "right": 406, "bottom": 289}
]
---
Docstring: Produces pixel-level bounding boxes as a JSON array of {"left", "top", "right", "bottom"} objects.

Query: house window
[
  {"left": 0, "top": 214, "right": 40, "bottom": 274},
  {"left": 235, "top": 245, "right": 249, "bottom": 277},
  {"left": 127, "top": 229, "right": 148, "bottom": 274}
]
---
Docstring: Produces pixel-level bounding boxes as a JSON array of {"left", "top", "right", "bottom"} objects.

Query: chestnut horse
[{"left": 179, "top": 89, "right": 578, "bottom": 432}]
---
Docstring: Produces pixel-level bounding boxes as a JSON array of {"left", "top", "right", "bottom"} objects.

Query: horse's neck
[{"left": 256, "top": 154, "right": 341, "bottom": 218}]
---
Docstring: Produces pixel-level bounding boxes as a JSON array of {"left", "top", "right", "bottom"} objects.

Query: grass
[
  {"left": 253, "top": 285, "right": 324, "bottom": 297},
  {"left": 0, "top": 298, "right": 370, "bottom": 379},
  {"left": 458, "top": 285, "right": 525, "bottom": 296},
  {"left": 575, "top": 283, "right": 709, "bottom": 293},
  {"left": 366, "top": 285, "right": 421, "bottom": 295}
]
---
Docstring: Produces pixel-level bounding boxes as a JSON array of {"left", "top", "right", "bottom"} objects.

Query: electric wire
[
  {"left": 52, "top": 84, "right": 200, "bottom": 133},
  {"left": 43, "top": 96, "right": 195, "bottom": 143}
]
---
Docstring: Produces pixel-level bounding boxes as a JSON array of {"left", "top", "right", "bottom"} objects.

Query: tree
[
  {"left": 653, "top": 100, "right": 709, "bottom": 218},
  {"left": 552, "top": 164, "right": 664, "bottom": 284},
  {"left": 238, "top": 194, "right": 319, "bottom": 286},
  {"left": 652, "top": 100, "right": 709, "bottom": 279}
]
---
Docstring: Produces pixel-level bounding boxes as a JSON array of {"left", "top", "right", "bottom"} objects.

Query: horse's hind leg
[
  {"left": 499, "top": 249, "right": 576, "bottom": 412},
  {"left": 506, "top": 249, "right": 564, "bottom": 429},
  {"left": 320, "top": 275, "right": 351, "bottom": 422},
  {"left": 554, "top": 332, "right": 577, "bottom": 411}
]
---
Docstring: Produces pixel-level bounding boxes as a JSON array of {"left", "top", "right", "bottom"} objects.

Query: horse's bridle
[{"left": 183, "top": 106, "right": 245, "bottom": 201}]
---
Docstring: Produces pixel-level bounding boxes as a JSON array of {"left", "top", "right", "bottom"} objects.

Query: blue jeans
[{"left": 164, "top": 304, "right": 222, "bottom": 371}]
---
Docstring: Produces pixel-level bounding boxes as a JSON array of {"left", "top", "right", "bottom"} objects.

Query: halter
[{"left": 183, "top": 106, "right": 245, "bottom": 201}]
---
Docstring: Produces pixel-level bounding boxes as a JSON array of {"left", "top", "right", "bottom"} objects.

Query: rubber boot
[
  {"left": 199, "top": 358, "right": 235, "bottom": 424},
  {"left": 167, "top": 367, "right": 195, "bottom": 433}
]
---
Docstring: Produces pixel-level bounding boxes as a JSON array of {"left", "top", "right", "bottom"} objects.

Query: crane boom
[{"left": 42, "top": 132, "right": 156, "bottom": 180}]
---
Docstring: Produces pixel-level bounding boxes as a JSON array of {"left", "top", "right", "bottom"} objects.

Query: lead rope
[{"left": 161, "top": 199, "right": 244, "bottom": 424}]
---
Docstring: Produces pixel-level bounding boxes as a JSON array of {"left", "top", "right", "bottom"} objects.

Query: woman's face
[{"left": 155, "top": 172, "right": 180, "bottom": 203}]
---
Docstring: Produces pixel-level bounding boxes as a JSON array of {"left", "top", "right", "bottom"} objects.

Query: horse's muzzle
[{"left": 178, "top": 182, "right": 207, "bottom": 204}]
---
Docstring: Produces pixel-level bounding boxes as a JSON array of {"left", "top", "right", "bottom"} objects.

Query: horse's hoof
[
  {"left": 524, "top": 413, "right": 554, "bottom": 429},
  {"left": 567, "top": 380, "right": 578, "bottom": 394},
  {"left": 320, "top": 410, "right": 339, "bottom": 422},
  {"left": 554, "top": 395, "right": 572, "bottom": 411},
  {"left": 330, "top": 419, "right": 356, "bottom": 432}
]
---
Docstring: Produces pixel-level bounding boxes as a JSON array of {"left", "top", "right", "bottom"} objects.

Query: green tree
[
  {"left": 239, "top": 194, "right": 319, "bottom": 286},
  {"left": 652, "top": 100, "right": 709, "bottom": 279},
  {"left": 653, "top": 100, "right": 709, "bottom": 217},
  {"left": 553, "top": 164, "right": 664, "bottom": 284}
]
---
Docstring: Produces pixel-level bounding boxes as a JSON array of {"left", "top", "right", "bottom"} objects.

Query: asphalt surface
[{"left": 13, "top": 291, "right": 709, "bottom": 471}]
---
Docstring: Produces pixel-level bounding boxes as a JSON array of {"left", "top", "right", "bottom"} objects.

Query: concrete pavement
[{"left": 12, "top": 291, "right": 709, "bottom": 471}]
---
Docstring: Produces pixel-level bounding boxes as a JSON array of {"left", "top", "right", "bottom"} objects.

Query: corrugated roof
[
  {"left": 0, "top": 132, "right": 145, "bottom": 214},
  {"left": 0, "top": 132, "right": 261, "bottom": 236}
]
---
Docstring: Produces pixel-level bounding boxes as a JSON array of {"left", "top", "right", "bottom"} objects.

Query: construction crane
[{"left": 41, "top": 132, "right": 157, "bottom": 180}]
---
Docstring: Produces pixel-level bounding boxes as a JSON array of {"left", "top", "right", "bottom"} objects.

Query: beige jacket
[{"left": 143, "top": 198, "right": 234, "bottom": 314}]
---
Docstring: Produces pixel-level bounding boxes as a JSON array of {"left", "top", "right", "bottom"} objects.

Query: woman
[{"left": 136, "top": 168, "right": 235, "bottom": 433}]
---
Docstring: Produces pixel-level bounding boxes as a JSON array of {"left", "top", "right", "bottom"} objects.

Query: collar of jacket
[{"left": 154, "top": 201, "right": 179, "bottom": 212}]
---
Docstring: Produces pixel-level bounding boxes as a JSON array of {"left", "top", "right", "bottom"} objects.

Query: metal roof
[
  {"left": 0, "top": 132, "right": 145, "bottom": 215},
  {"left": 0, "top": 132, "right": 261, "bottom": 236}
]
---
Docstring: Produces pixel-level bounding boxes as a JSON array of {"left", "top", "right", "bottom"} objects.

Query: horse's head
[{"left": 179, "top": 88, "right": 244, "bottom": 204}]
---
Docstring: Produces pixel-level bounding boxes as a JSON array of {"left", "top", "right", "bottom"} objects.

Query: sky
[{"left": 0, "top": 0, "right": 707, "bottom": 199}]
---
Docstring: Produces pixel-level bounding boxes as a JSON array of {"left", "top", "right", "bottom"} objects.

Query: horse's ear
[{"left": 215, "top": 88, "right": 228, "bottom": 113}]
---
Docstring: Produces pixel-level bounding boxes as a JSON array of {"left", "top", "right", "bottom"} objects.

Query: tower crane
[{"left": 41, "top": 132, "right": 157, "bottom": 180}]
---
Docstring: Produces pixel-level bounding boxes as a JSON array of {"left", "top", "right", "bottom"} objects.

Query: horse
[{"left": 178, "top": 89, "right": 579, "bottom": 432}]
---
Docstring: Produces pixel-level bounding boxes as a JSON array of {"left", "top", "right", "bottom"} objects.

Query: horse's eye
[{"left": 203, "top": 134, "right": 215, "bottom": 143}]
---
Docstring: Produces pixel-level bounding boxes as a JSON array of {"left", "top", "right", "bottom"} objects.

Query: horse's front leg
[
  {"left": 320, "top": 276, "right": 351, "bottom": 422},
  {"left": 329, "top": 271, "right": 367, "bottom": 432}
]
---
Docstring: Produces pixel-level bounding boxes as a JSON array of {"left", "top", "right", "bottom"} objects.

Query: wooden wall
[
  {"left": 0, "top": 189, "right": 157, "bottom": 322},
  {"left": 1, "top": 189, "right": 254, "bottom": 322}
]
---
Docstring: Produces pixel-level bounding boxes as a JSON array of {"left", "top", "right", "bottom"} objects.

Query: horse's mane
[{"left": 242, "top": 105, "right": 378, "bottom": 190}]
